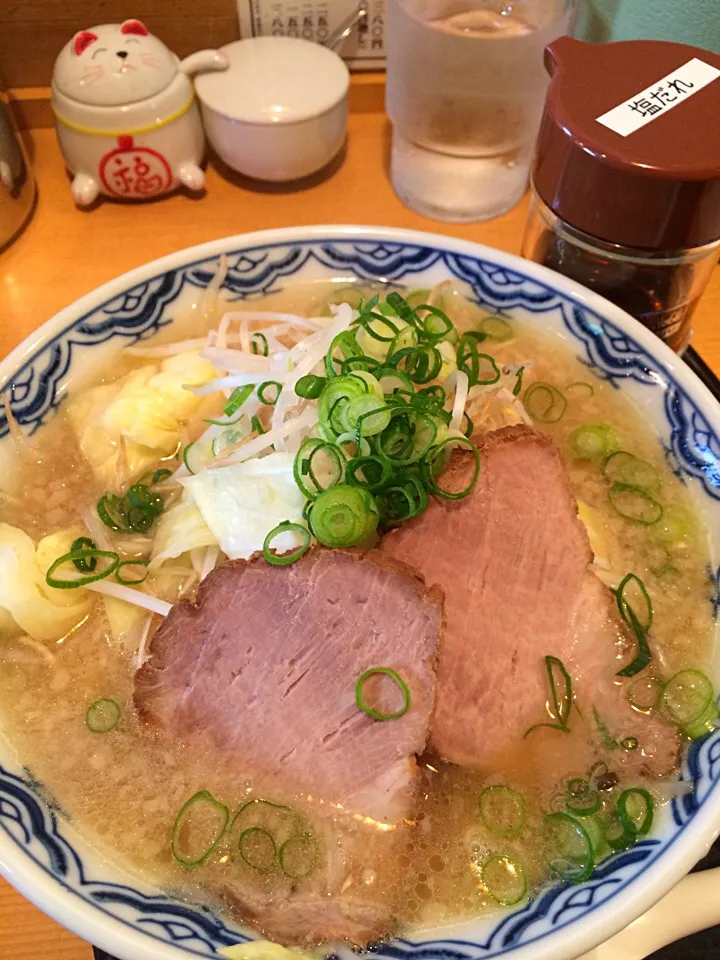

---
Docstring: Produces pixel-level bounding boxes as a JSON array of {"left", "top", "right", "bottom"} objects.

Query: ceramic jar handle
[
  {"left": 577, "top": 868, "right": 720, "bottom": 960},
  {"left": 178, "top": 50, "right": 229, "bottom": 76}
]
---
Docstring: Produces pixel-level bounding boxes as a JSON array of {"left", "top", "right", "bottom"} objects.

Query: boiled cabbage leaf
[
  {"left": 67, "top": 351, "right": 216, "bottom": 485},
  {"left": 182, "top": 452, "right": 306, "bottom": 560},
  {"left": 150, "top": 494, "right": 218, "bottom": 569},
  {"left": 0, "top": 523, "right": 89, "bottom": 642}
]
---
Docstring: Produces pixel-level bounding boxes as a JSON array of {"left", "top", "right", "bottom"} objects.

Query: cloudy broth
[{"left": 0, "top": 281, "right": 713, "bottom": 938}]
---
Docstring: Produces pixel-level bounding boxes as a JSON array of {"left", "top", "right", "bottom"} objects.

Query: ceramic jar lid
[
  {"left": 195, "top": 37, "right": 349, "bottom": 125},
  {"left": 533, "top": 37, "right": 720, "bottom": 249}
]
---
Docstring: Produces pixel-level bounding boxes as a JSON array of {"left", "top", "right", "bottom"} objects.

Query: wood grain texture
[
  {"left": 0, "top": 117, "right": 719, "bottom": 960},
  {"left": 0, "top": 0, "right": 240, "bottom": 88}
]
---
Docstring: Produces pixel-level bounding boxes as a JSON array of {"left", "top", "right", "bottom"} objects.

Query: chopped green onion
[
  {"left": 251, "top": 332, "right": 269, "bottom": 356},
  {"left": 98, "top": 482, "right": 164, "bottom": 533},
  {"left": 96, "top": 493, "right": 127, "bottom": 531},
  {"left": 224, "top": 384, "right": 255, "bottom": 417},
  {"left": 423, "top": 437, "right": 480, "bottom": 501},
  {"left": 415, "top": 304, "right": 454, "bottom": 344},
  {"left": 542, "top": 812, "right": 594, "bottom": 883},
  {"left": 377, "top": 409, "right": 437, "bottom": 466},
  {"left": 565, "top": 774, "right": 601, "bottom": 815},
  {"left": 389, "top": 345, "right": 443, "bottom": 384},
  {"left": 230, "top": 798, "right": 303, "bottom": 856},
  {"left": 257, "top": 381, "right": 282, "bottom": 405},
  {"left": 607, "top": 788, "right": 654, "bottom": 850},
  {"left": 262, "top": 521, "right": 311, "bottom": 566},
  {"left": 318, "top": 375, "right": 368, "bottom": 438},
  {"left": 293, "top": 438, "right": 345, "bottom": 499},
  {"left": 478, "top": 315, "right": 513, "bottom": 342},
  {"left": 379, "top": 367, "right": 415, "bottom": 396},
  {"left": 295, "top": 374, "right": 327, "bottom": 399},
  {"left": 512, "top": 366, "right": 524, "bottom": 397},
  {"left": 627, "top": 675, "right": 663, "bottom": 711},
  {"left": 343, "top": 395, "right": 391, "bottom": 438},
  {"left": 377, "top": 484, "right": 422, "bottom": 525},
  {"left": 615, "top": 599, "right": 652, "bottom": 678},
  {"left": 345, "top": 454, "right": 394, "bottom": 492},
  {"left": 238, "top": 827, "right": 276, "bottom": 872},
  {"left": 524, "top": 383, "right": 567, "bottom": 423},
  {"left": 404, "top": 289, "right": 432, "bottom": 309},
  {"left": 592, "top": 705, "right": 619, "bottom": 750},
  {"left": 608, "top": 483, "right": 663, "bottom": 525},
  {"left": 203, "top": 410, "right": 245, "bottom": 428},
  {"left": 652, "top": 505, "right": 694, "bottom": 545},
  {"left": 353, "top": 311, "right": 400, "bottom": 343},
  {"left": 86, "top": 698, "right": 121, "bottom": 733},
  {"left": 71, "top": 537, "right": 97, "bottom": 573},
  {"left": 326, "top": 329, "right": 365, "bottom": 377},
  {"left": 566, "top": 381, "right": 594, "bottom": 400},
  {"left": 613, "top": 573, "right": 653, "bottom": 632},
  {"left": 325, "top": 284, "right": 365, "bottom": 310},
  {"left": 311, "top": 484, "right": 379, "bottom": 548},
  {"left": 356, "top": 666, "right": 411, "bottom": 721},
  {"left": 569, "top": 424, "right": 619, "bottom": 460},
  {"left": 525, "top": 656, "right": 574, "bottom": 737},
  {"left": 151, "top": 468, "right": 173, "bottom": 484},
  {"left": 604, "top": 452, "right": 661, "bottom": 493},
  {"left": 457, "top": 337, "right": 500, "bottom": 386},
  {"left": 116, "top": 559, "right": 149, "bottom": 585},
  {"left": 573, "top": 813, "right": 606, "bottom": 857},
  {"left": 479, "top": 785, "right": 526, "bottom": 837},
  {"left": 389, "top": 323, "right": 419, "bottom": 357},
  {"left": 251, "top": 414, "right": 265, "bottom": 435},
  {"left": 279, "top": 833, "right": 318, "bottom": 878},
  {"left": 481, "top": 855, "right": 527, "bottom": 905},
  {"left": 46, "top": 548, "right": 119, "bottom": 589},
  {"left": 662, "top": 669, "right": 719, "bottom": 738},
  {"left": 171, "top": 790, "right": 229, "bottom": 868}
]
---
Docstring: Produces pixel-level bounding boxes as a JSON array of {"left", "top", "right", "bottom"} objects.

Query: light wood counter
[{"left": 2, "top": 119, "right": 720, "bottom": 960}]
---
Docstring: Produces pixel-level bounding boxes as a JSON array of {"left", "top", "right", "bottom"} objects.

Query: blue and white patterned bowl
[{"left": 1, "top": 226, "right": 719, "bottom": 960}]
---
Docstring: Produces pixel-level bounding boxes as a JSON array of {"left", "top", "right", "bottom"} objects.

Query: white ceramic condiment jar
[
  {"left": 51, "top": 19, "right": 228, "bottom": 205},
  {"left": 195, "top": 37, "right": 350, "bottom": 182}
]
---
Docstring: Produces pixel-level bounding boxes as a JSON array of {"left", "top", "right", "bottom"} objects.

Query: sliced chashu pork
[
  {"left": 135, "top": 549, "right": 441, "bottom": 823},
  {"left": 134, "top": 549, "right": 442, "bottom": 945},
  {"left": 382, "top": 424, "right": 680, "bottom": 777}
]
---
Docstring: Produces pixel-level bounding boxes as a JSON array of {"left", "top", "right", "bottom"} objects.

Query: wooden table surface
[{"left": 2, "top": 121, "right": 720, "bottom": 960}]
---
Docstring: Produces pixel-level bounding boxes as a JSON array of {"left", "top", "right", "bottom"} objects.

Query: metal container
[{"left": 0, "top": 83, "right": 35, "bottom": 250}]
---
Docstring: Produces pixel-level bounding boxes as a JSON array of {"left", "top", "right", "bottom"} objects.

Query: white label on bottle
[
  {"left": 596, "top": 58, "right": 720, "bottom": 137},
  {"left": 235, "top": 0, "right": 386, "bottom": 69}
]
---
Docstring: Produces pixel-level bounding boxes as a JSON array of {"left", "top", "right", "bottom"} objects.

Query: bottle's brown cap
[{"left": 532, "top": 37, "right": 720, "bottom": 250}]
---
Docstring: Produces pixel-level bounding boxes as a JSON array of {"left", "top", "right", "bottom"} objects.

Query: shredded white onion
[
  {"left": 222, "top": 311, "right": 323, "bottom": 331},
  {"left": 133, "top": 614, "right": 154, "bottom": 669},
  {"left": 125, "top": 337, "right": 212, "bottom": 358},
  {"left": 202, "top": 405, "right": 318, "bottom": 468},
  {"left": 444, "top": 370, "right": 470, "bottom": 433},
  {"left": 199, "top": 253, "right": 228, "bottom": 321},
  {"left": 81, "top": 507, "right": 114, "bottom": 552},
  {"left": 200, "top": 347, "right": 270, "bottom": 373},
  {"left": 270, "top": 302, "right": 354, "bottom": 451},
  {"left": 200, "top": 545, "right": 220, "bottom": 581},
  {"left": 8, "top": 635, "right": 55, "bottom": 664},
  {"left": 192, "top": 372, "right": 290, "bottom": 396},
  {"left": 85, "top": 581, "right": 172, "bottom": 617}
]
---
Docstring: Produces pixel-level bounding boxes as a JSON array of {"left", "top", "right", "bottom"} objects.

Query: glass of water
[{"left": 386, "top": 0, "right": 577, "bottom": 222}]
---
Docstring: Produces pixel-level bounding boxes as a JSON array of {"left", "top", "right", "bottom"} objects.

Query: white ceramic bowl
[
  {"left": 1, "top": 225, "right": 720, "bottom": 960},
  {"left": 195, "top": 38, "right": 349, "bottom": 181}
]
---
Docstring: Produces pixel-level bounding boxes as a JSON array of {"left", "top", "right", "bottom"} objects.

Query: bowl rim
[{"left": 1, "top": 223, "right": 720, "bottom": 960}]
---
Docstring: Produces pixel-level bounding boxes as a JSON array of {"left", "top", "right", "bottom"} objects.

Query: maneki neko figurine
[{"left": 51, "top": 19, "right": 228, "bottom": 205}]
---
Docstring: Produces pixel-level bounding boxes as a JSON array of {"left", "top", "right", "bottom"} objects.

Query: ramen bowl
[{"left": 1, "top": 225, "right": 719, "bottom": 960}]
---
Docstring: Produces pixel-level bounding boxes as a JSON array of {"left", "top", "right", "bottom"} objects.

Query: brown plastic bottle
[{"left": 522, "top": 37, "right": 720, "bottom": 352}]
